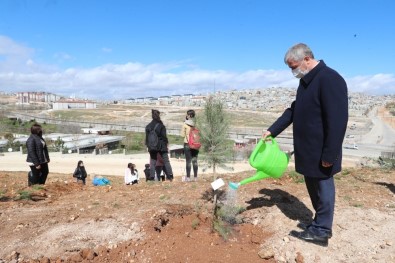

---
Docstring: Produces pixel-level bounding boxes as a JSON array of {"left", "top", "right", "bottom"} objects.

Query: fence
[
  {"left": 381, "top": 151, "right": 395, "bottom": 159},
  {"left": 11, "top": 112, "right": 294, "bottom": 142}
]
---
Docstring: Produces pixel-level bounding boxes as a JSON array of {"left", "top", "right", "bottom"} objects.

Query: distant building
[
  {"left": 17, "top": 92, "right": 63, "bottom": 104},
  {"left": 52, "top": 99, "right": 96, "bottom": 110},
  {"left": 158, "top": 96, "right": 171, "bottom": 101},
  {"left": 81, "top": 128, "right": 111, "bottom": 135}
]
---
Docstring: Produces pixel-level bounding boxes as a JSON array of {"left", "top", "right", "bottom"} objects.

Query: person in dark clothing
[
  {"left": 73, "top": 160, "right": 88, "bottom": 185},
  {"left": 143, "top": 163, "right": 151, "bottom": 182},
  {"left": 263, "top": 43, "right": 348, "bottom": 247},
  {"left": 26, "top": 123, "right": 50, "bottom": 185},
  {"left": 145, "top": 109, "right": 174, "bottom": 181}
]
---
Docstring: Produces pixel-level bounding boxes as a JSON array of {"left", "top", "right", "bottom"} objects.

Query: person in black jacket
[
  {"left": 263, "top": 43, "right": 348, "bottom": 247},
  {"left": 73, "top": 160, "right": 88, "bottom": 185},
  {"left": 143, "top": 163, "right": 151, "bottom": 182},
  {"left": 145, "top": 109, "right": 174, "bottom": 181},
  {"left": 26, "top": 123, "right": 50, "bottom": 185}
]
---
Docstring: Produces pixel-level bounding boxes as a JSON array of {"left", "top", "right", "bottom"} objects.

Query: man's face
[
  {"left": 287, "top": 58, "right": 306, "bottom": 71},
  {"left": 287, "top": 57, "right": 309, "bottom": 78}
]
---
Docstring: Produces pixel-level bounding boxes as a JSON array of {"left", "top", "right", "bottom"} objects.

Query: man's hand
[
  {"left": 262, "top": 130, "right": 272, "bottom": 140},
  {"left": 321, "top": 160, "right": 333, "bottom": 167}
]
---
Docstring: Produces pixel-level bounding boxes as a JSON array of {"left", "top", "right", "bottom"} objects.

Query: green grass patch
[
  {"left": 16, "top": 190, "right": 32, "bottom": 200},
  {"left": 288, "top": 170, "right": 305, "bottom": 183},
  {"left": 351, "top": 203, "right": 364, "bottom": 208},
  {"left": 159, "top": 194, "right": 167, "bottom": 200},
  {"left": 213, "top": 219, "right": 233, "bottom": 240},
  {"left": 191, "top": 218, "right": 200, "bottom": 229},
  {"left": 341, "top": 169, "right": 351, "bottom": 175},
  {"left": 31, "top": 185, "right": 44, "bottom": 190}
]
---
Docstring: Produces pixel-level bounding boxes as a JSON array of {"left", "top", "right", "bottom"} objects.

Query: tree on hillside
[{"left": 198, "top": 96, "right": 232, "bottom": 179}]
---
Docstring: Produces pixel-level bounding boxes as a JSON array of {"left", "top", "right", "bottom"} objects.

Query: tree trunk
[{"left": 211, "top": 190, "right": 218, "bottom": 232}]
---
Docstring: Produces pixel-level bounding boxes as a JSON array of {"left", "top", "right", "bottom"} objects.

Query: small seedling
[
  {"left": 213, "top": 219, "right": 232, "bottom": 240},
  {"left": 159, "top": 194, "right": 167, "bottom": 200},
  {"left": 17, "top": 190, "right": 32, "bottom": 200},
  {"left": 191, "top": 218, "right": 200, "bottom": 229}
]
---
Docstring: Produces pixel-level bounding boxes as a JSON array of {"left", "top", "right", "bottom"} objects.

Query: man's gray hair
[{"left": 284, "top": 43, "right": 315, "bottom": 64}]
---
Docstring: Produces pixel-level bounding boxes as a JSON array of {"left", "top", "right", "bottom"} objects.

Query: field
[{"left": 1, "top": 95, "right": 394, "bottom": 262}]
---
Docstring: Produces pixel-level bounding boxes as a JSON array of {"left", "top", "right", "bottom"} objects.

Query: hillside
[{"left": 0, "top": 168, "right": 394, "bottom": 262}]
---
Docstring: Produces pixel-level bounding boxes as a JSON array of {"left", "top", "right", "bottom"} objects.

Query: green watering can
[{"left": 229, "top": 137, "right": 290, "bottom": 190}]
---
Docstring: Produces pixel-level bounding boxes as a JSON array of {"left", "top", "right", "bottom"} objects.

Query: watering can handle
[
  {"left": 264, "top": 136, "right": 277, "bottom": 146},
  {"left": 250, "top": 136, "right": 277, "bottom": 161}
]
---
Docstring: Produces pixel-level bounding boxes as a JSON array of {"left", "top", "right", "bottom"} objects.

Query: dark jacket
[
  {"left": 268, "top": 60, "right": 348, "bottom": 178},
  {"left": 145, "top": 120, "right": 169, "bottom": 152},
  {"left": 73, "top": 167, "right": 87, "bottom": 179},
  {"left": 26, "top": 134, "right": 50, "bottom": 166}
]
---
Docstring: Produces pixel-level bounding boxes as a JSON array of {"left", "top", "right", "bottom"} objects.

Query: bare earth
[
  {"left": 0, "top": 156, "right": 394, "bottom": 262},
  {"left": 0, "top": 104, "right": 394, "bottom": 262}
]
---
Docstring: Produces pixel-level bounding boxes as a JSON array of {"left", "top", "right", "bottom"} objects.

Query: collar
[{"left": 301, "top": 60, "right": 326, "bottom": 85}]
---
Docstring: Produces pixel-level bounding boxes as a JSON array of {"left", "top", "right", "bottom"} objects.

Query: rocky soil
[{"left": 0, "top": 167, "right": 394, "bottom": 263}]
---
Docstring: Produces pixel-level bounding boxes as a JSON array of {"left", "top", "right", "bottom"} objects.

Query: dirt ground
[{"left": 0, "top": 166, "right": 394, "bottom": 263}]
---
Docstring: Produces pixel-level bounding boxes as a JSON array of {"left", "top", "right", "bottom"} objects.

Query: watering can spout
[
  {"left": 240, "top": 171, "right": 270, "bottom": 186},
  {"left": 229, "top": 182, "right": 240, "bottom": 190}
]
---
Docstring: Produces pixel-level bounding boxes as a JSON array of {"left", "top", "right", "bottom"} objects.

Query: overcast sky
[{"left": 0, "top": 0, "right": 394, "bottom": 100}]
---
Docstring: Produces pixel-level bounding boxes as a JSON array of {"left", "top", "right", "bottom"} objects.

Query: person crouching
[{"left": 125, "top": 163, "right": 139, "bottom": 185}]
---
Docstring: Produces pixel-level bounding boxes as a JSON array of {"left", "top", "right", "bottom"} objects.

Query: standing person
[
  {"left": 73, "top": 160, "right": 88, "bottom": 185},
  {"left": 262, "top": 43, "right": 348, "bottom": 247},
  {"left": 180, "top": 109, "right": 199, "bottom": 182},
  {"left": 124, "top": 163, "right": 139, "bottom": 185},
  {"left": 145, "top": 109, "right": 174, "bottom": 181},
  {"left": 26, "top": 123, "right": 50, "bottom": 185}
]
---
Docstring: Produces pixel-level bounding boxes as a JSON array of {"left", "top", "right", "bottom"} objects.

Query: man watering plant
[{"left": 263, "top": 43, "right": 348, "bottom": 247}]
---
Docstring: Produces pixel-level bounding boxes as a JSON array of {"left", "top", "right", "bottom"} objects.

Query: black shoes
[
  {"left": 297, "top": 222, "right": 332, "bottom": 238},
  {"left": 290, "top": 229, "right": 329, "bottom": 247}
]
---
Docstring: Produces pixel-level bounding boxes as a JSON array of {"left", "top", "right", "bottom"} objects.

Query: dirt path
[{"left": 0, "top": 167, "right": 394, "bottom": 263}]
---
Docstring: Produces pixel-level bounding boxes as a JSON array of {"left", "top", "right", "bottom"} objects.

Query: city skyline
[{"left": 1, "top": 0, "right": 394, "bottom": 100}]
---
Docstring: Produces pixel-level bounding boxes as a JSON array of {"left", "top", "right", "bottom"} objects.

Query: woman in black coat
[
  {"left": 73, "top": 160, "right": 88, "bottom": 185},
  {"left": 26, "top": 123, "right": 50, "bottom": 185},
  {"left": 145, "top": 109, "right": 174, "bottom": 181}
]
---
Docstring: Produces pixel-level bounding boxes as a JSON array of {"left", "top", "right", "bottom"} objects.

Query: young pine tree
[{"left": 198, "top": 96, "right": 232, "bottom": 179}]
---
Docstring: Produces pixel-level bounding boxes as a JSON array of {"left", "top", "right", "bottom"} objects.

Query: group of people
[
  {"left": 144, "top": 109, "right": 199, "bottom": 182},
  {"left": 25, "top": 43, "right": 348, "bottom": 247},
  {"left": 25, "top": 108, "right": 201, "bottom": 186}
]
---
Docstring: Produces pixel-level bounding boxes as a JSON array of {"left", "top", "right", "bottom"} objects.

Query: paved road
[{"left": 354, "top": 107, "right": 395, "bottom": 158}]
